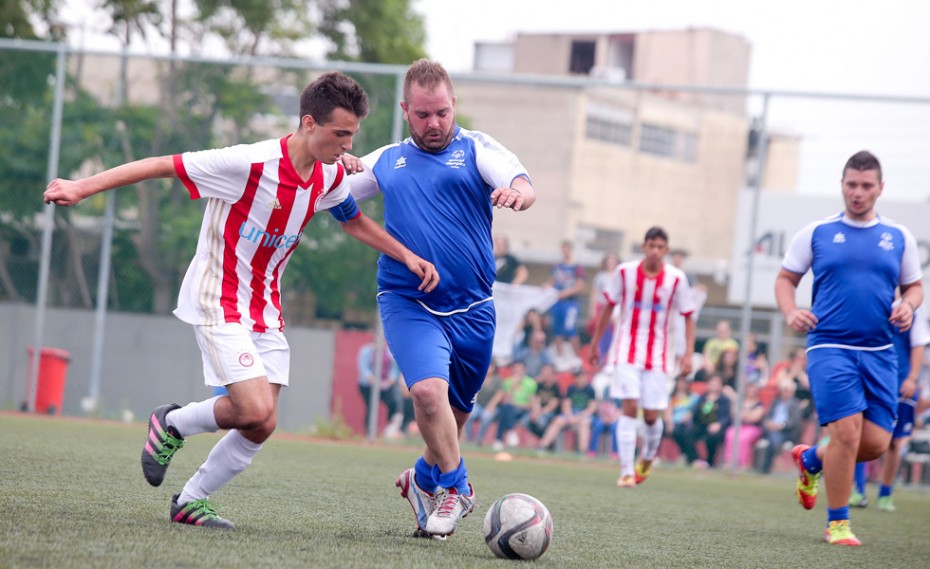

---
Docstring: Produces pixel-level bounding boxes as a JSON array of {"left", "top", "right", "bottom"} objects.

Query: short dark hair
[
  {"left": 644, "top": 226, "right": 669, "bottom": 243},
  {"left": 842, "top": 150, "right": 882, "bottom": 182},
  {"left": 299, "top": 72, "right": 369, "bottom": 125},
  {"left": 404, "top": 58, "right": 454, "bottom": 100}
]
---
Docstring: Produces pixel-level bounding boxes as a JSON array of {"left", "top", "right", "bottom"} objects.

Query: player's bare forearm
[
  {"left": 44, "top": 156, "right": 175, "bottom": 206},
  {"left": 341, "top": 214, "right": 439, "bottom": 292},
  {"left": 892, "top": 281, "right": 924, "bottom": 332},
  {"left": 775, "top": 268, "right": 817, "bottom": 332},
  {"left": 587, "top": 303, "right": 614, "bottom": 366},
  {"left": 490, "top": 176, "right": 535, "bottom": 211},
  {"left": 679, "top": 315, "right": 696, "bottom": 376}
]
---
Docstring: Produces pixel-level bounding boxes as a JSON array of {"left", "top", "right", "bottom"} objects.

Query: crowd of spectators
[{"left": 354, "top": 236, "right": 930, "bottom": 479}]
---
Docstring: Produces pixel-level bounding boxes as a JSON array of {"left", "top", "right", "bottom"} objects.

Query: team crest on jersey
[
  {"left": 446, "top": 149, "right": 466, "bottom": 169},
  {"left": 267, "top": 197, "right": 282, "bottom": 210},
  {"left": 394, "top": 156, "right": 406, "bottom": 169},
  {"left": 832, "top": 232, "right": 846, "bottom": 244},
  {"left": 238, "top": 352, "right": 254, "bottom": 367},
  {"left": 879, "top": 232, "right": 894, "bottom": 251}
]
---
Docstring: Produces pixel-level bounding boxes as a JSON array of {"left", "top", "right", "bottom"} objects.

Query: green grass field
[{"left": 1, "top": 413, "right": 929, "bottom": 568}]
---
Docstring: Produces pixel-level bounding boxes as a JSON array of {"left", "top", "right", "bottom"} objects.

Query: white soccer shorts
[
  {"left": 608, "top": 363, "right": 671, "bottom": 410},
  {"left": 193, "top": 322, "right": 290, "bottom": 387}
]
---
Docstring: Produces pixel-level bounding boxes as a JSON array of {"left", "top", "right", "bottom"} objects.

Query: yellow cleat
[
  {"left": 824, "top": 520, "right": 862, "bottom": 546},
  {"left": 634, "top": 460, "right": 652, "bottom": 485}
]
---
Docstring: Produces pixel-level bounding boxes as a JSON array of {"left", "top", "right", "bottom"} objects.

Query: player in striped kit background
[
  {"left": 43, "top": 72, "right": 439, "bottom": 528},
  {"left": 588, "top": 226, "right": 697, "bottom": 487}
]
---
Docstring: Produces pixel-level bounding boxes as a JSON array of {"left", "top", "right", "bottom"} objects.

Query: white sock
[
  {"left": 166, "top": 396, "right": 221, "bottom": 438},
  {"left": 178, "top": 430, "right": 262, "bottom": 504},
  {"left": 641, "top": 418, "right": 664, "bottom": 461},
  {"left": 617, "top": 415, "right": 637, "bottom": 477}
]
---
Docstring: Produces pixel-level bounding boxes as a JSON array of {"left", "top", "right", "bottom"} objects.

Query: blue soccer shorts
[
  {"left": 378, "top": 292, "right": 495, "bottom": 413},
  {"left": 806, "top": 346, "right": 898, "bottom": 432}
]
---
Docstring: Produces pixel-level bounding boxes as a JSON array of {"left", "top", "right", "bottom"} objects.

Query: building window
[
  {"left": 639, "top": 123, "right": 699, "bottom": 162},
  {"left": 569, "top": 41, "right": 596, "bottom": 75},
  {"left": 639, "top": 124, "right": 677, "bottom": 158},
  {"left": 680, "top": 133, "right": 699, "bottom": 162},
  {"left": 585, "top": 102, "right": 633, "bottom": 146}
]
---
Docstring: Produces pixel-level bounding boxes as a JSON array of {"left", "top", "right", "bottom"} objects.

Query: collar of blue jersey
[{"left": 837, "top": 211, "right": 881, "bottom": 229}]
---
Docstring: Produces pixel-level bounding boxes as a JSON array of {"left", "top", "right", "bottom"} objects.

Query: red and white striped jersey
[
  {"left": 603, "top": 261, "right": 696, "bottom": 372},
  {"left": 172, "top": 135, "right": 352, "bottom": 332}
]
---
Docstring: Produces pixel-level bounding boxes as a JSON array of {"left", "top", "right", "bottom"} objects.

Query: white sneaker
[
  {"left": 424, "top": 484, "right": 476, "bottom": 537},
  {"left": 396, "top": 468, "right": 436, "bottom": 533},
  {"left": 491, "top": 440, "right": 504, "bottom": 452}
]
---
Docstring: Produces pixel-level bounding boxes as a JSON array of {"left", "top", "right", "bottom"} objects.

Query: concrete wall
[{"left": 1, "top": 302, "right": 335, "bottom": 432}]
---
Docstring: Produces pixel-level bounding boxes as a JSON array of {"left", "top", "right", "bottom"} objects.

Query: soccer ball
[{"left": 483, "top": 493, "right": 553, "bottom": 560}]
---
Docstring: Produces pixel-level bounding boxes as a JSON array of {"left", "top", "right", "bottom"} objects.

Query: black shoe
[
  {"left": 141, "top": 403, "right": 184, "bottom": 486},
  {"left": 170, "top": 494, "right": 235, "bottom": 529}
]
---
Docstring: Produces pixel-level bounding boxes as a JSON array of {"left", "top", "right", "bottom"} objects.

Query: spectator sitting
[
  {"left": 513, "top": 329, "right": 554, "bottom": 378},
  {"left": 525, "top": 364, "right": 563, "bottom": 444},
  {"left": 722, "top": 382, "right": 767, "bottom": 470},
  {"left": 696, "top": 346, "right": 739, "bottom": 400},
  {"left": 758, "top": 379, "right": 803, "bottom": 474},
  {"left": 465, "top": 363, "right": 504, "bottom": 445},
  {"left": 702, "top": 320, "right": 739, "bottom": 372},
  {"left": 487, "top": 361, "right": 537, "bottom": 451},
  {"left": 744, "top": 332, "right": 770, "bottom": 386},
  {"left": 546, "top": 337, "right": 583, "bottom": 373},
  {"left": 771, "top": 348, "right": 815, "bottom": 427},
  {"left": 664, "top": 375, "right": 698, "bottom": 446},
  {"left": 537, "top": 370, "right": 598, "bottom": 453},
  {"left": 513, "top": 308, "right": 546, "bottom": 352},
  {"left": 672, "top": 373, "right": 732, "bottom": 468},
  {"left": 587, "top": 396, "right": 620, "bottom": 459}
]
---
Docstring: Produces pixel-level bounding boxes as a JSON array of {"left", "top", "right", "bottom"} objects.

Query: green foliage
[{"left": 320, "top": 0, "right": 427, "bottom": 64}]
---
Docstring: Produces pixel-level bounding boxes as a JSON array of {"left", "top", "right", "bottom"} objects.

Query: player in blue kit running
[
  {"left": 775, "top": 150, "right": 923, "bottom": 546},
  {"left": 349, "top": 59, "right": 536, "bottom": 538}
]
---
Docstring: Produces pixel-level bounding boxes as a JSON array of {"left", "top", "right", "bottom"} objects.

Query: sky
[{"left": 416, "top": 0, "right": 930, "bottom": 201}]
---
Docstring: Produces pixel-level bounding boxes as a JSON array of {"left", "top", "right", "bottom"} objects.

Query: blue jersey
[
  {"left": 782, "top": 213, "right": 922, "bottom": 349},
  {"left": 352, "top": 126, "right": 529, "bottom": 314}
]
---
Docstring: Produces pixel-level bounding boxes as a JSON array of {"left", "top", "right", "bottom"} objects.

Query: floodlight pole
[
  {"left": 29, "top": 41, "right": 67, "bottom": 413},
  {"left": 730, "top": 93, "right": 771, "bottom": 472}
]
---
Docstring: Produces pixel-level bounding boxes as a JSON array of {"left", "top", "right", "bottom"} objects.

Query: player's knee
[
  {"left": 410, "top": 380, "right": 446, "bottom": 416},
  {"left": 234, "top": 399, "right": 275, "bottom": 430}
]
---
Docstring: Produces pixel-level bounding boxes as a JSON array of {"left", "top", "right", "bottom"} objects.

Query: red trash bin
[{"left": 27, "top": 347, "right": 71, "bottom": 415}]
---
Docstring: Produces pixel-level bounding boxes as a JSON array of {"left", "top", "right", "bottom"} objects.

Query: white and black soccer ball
[{"left": 483, "top": 493, "right": 553, "bottom": 560}]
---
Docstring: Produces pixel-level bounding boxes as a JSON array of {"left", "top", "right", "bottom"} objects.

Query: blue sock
[
  {"left": 853, "top": 462, "right": 866, "bottom": 494},
  {"left": 414, "top": 456, "right": 438, "bottom": 492},
  {"left": 878, "top": 484, "right": 893, "bottom": 498},
  {"left": 827, "top": 506, "right": 850, "bottom": 524},
  {"left": 801, "top": 445, "right": 823, "bottom": 474},
  {"left": 431, "top": 458, "right": 470, "bottom": 495}
]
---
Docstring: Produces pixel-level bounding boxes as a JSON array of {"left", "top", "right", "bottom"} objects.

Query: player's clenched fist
[{"left": 44, "top": 179, "right": 86, "bottom": 207}]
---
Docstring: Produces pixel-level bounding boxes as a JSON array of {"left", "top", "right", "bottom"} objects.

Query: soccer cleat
[
  {"left": 396, "top": 468, "right": 437, "bottom": 534},
  {"left": 876, "top": 496, "right": 896, "bottom": 512},
  {"left": 423, "top": 484, "right": 476, "bottom": 537},
  {"left": 616, "top": 475, "right": 636, "bottom": 488},
  {"left": 170, "top": 494, "right": 235, "bottom": 529},
  {"left": 849, "top": 491, "right": 869, "bottom": 508},
  {"left": 634, "top": 460, "right": 652, "bottom": 485},
  {"left": 791, "top": 444, "right": 821, "bottom": 510},
  {"left": 141, "top": 403, "right": 185, "bottom": 487},
  {"left": 823, "top": 520, "right": 861, "bottom": 546}
]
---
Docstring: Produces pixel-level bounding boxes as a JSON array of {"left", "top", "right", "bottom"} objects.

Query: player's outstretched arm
[
  {"left": 44, "top": 156, "right": 176, "bottom": 207},
  {"left": 340, "top": 214, "right": 439, "bottom": 292},
  {"left": 490, "top": 176, "right": 535, "bottom": 211}
]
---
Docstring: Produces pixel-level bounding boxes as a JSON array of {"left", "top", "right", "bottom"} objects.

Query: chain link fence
[{"left": 2, "top": 39, "right": 930, "bottom": 423}]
